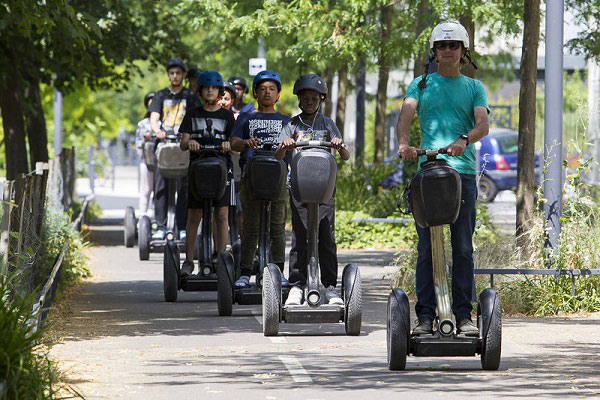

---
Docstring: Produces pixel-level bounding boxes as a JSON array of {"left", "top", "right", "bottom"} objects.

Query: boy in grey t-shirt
[{"left": 275, "top": 73, "right": 350, "bottom": 307}]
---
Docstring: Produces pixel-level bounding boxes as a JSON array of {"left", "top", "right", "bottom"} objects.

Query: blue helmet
[
  {"left": 252, "top": 70, "right": 282, "bottom": 96},
  {"left": 197, "top": 70, "right": 224, "bottom": 89}
]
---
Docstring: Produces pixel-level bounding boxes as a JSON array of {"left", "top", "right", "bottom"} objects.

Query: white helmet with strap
[{"left": 429, "top": 21, "right": 469, "bottom": 50}]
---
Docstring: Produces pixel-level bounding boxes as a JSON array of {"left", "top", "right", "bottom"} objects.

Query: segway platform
[
  {"left": 179, "top": 274, "right": 218, "bottom": 292},
  {"left": 283, "top": 303, "right": 344, "bottom": 324},
  {"left": 411, "top": 332, "right": 479, "bottom": 357}
]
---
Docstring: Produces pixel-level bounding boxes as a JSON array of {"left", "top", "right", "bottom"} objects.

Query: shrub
[
  {"left": 0, "top": 273, "right": 58, "bottom": 399},
  {"left": 335, "top": 210, "right": 416, "bottom": 250}
]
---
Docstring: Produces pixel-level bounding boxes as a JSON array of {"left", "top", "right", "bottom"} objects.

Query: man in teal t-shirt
[{"left": 396, "top": 21, "right": 490, "bottom": 336}]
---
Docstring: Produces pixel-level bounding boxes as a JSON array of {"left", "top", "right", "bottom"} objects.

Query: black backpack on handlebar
[{"left": 408, "top": 159, "right": 462, "bottom": 228}]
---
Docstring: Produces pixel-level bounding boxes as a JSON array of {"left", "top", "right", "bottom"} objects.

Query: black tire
[
  {"left": 124, "top": 206, "right": 136, "bottom": 247},
  {"left": 163, "top": 241, "right": 179, "bottom": 302},
  {"left": 478, "top": 175, "right": 498, "bottom": 203},
  {"left": 342, "top": 264, "right": 362, "bottom": 336},
  {"left": 262, "top": 266, "right": 280, "bottom": 336},
  {"left": 387, "top": 289, "right": 410, "bottom": 371},
  {"left": 217, "top": 252, "right": 234, "bottom": 316},
  {"left": 232, "top": 240, "right": 242, "bottom": 280},
  {"left": 480, "top": 291, "right": 502, "bottom": 370},
  {"left": 138, "top": 216, "right": 151, "bottom": 261}
]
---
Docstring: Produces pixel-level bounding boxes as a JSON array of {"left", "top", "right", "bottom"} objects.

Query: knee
[
  {"left": 187, "top": 209, "right": 202, "bottom": 226},
  {"left": 215, "top": 208, "right": 228, "bottom": 224}
]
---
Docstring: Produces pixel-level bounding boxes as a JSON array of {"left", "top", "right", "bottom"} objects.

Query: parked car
[{"left": 476, "top": 128, "right": 542, "bottom": 203}]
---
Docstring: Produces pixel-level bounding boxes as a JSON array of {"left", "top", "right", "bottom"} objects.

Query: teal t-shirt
[{"left": 405, "top": 73, "right": 489, "bottom": 174}]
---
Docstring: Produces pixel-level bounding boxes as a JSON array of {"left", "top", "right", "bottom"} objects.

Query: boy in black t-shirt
[
  {"left": 148, "top": 57, "right": 201, "bottom": 240},
  {"left": 230, "top": 70, "right": 290, "bottom": 288},
  {"left": 179, "top": 71, "right": 235, "bottom": 276},
  {"left": 275, "top": 74, "right": 349, "bottom": 307}
]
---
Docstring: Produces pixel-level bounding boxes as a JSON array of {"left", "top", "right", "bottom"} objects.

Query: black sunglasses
[{"left": 434, "top": 41, "right": 462, "bottom": 50}]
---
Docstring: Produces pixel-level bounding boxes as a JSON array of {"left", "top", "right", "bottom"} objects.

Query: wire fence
[{"left": 1, "top": 148, "right": 88, "bottom": 331}]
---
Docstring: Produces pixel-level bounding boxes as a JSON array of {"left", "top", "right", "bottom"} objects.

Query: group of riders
[
  {"left": 134, "top": 19, "right": 490, "bottom": 334},
  {"left": 135, "top": 59, "right": 348, "bottom": 307}
]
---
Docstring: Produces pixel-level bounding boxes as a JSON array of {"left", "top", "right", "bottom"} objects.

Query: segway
[
  {"left": 138, "top": 134, "right": 187, "bottom": 260},
  {"left": 387, "top": 148, "right": 502, "bottom": 370},
  {"left": 217, "top": 141, "right": 288, "bottom": 316},
  {"left": 262, "top": 140, "right": 362, "bottom": 336},
  {"left": 124, "top": 138, "right": 157, "bottom": 248},
  {"left": 163, "top": 144, "right": 228, "bottom": 302}
]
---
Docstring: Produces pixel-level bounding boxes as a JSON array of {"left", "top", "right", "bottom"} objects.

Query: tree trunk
[
  {"left": 516, "top": 0, "right": 540, "bottom": 247},
  {"left": 23, "top": 76, "right": 49, "bottom": 170},
  {"left": 323, "top": 68, "right": 334, "bottom": 119},
  {"left": 413, "top": 0, "right": 430, "bottom": 79},
  {"left": 459, "top": 15, "right": 475, "bottom": 78},
  {"left": 0, "top": 77, "right": 29, "bottom": 180},
  {"left": 336, "top": 64, "right": 348, "bottom": 138},
  {"left": 374, "top": 3, "right": 393, "bottom": 164}
]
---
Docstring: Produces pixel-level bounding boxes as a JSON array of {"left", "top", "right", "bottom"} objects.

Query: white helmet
[{"left": 429, "top": 21, "right": 469, "bottom": 50}]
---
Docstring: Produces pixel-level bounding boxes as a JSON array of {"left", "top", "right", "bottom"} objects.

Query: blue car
[{"left": 476, "top": 128, "right": 542, "bottom": 203}]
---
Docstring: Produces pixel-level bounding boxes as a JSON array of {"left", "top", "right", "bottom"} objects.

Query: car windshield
[{"left": 497, "top": 134, "right": 518, "bottom": 154}]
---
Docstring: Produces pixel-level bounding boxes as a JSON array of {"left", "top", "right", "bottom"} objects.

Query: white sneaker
[
  {"left": 285, "top": 286, "right": 303, "bottom": 306},
  {"left": 325, "top": 286, "right": 343, "bottom": 305}
]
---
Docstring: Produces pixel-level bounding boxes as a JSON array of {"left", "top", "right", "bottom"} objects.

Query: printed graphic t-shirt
[
  {"left": 179, "top": 106, "right": 235, "bottom": 163},
  {"left": 231, "top": 111, "right": 290, "bottom": 169},
  {"left": 278, "top": 113, "right": 342, "bottom": 144},
  {"left": 405, "top": 72, "right": 489, "bottom": 174},
  {"left": 148, "top": 87, "right": 201, "bottom": 135}
]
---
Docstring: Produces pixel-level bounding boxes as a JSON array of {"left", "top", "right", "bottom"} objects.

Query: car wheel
[{"left": 478, "top": 176, "right": 498, "bottom": 203}]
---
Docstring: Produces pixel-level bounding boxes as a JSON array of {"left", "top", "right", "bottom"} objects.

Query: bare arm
[
  {"left": 150, "top": 112, "right": 165, "bottom": 140},
  {"left": 446, "top": 106, "right": 489, "bottom": 156},
  {"left": 396, "top": 98, "right": 418, "bottom": 160}
]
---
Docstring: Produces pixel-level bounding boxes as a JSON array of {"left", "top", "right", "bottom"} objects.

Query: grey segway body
[
  {"left": 386, "top": 148, "right": 501, "bottom": 370},
  {"left": 235, "top": 148, "right": 288, "bottom": 313},
  {"left": 264, "top": 141, "right": 361, "bottom": 336}
]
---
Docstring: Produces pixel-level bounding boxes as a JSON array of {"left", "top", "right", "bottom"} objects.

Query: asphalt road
[{"left": 48, "top": 215, "right": 600, "bottom": 399}]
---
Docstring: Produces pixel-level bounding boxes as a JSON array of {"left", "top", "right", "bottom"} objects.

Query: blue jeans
[{"left": 414, "top": 174, "right": 477, "bottom": 321}]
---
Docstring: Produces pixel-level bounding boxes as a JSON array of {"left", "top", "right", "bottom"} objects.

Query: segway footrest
[
  {"left": 180, "top": 275, "right": 218, "bottom": 291},
  {"left": 283, "top": 304, "right": 343, "bottom": 324},
  {"left": 235, "top": 288, "right": 262, "bottom": 305},
  {"left": 411, "top": 334, "right": 480, "bottom": 357}
]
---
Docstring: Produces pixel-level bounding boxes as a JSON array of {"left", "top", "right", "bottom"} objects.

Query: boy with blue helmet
[
  {"left": 230, "top": 70, "right": 290, "bottom": 288},
  {"left": 179, "top": 70, "right": 235, "bottom": 276}
]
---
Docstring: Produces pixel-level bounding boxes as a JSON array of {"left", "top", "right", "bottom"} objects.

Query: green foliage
[
  {"left": 0, "top": 274, "right": 58, "bottom": 399},
  {"left": 37, "top": 210, "right": 90, "bottom": 289},
  {"left": 335, "top": 210, "right": 416, "bottom": 250}
]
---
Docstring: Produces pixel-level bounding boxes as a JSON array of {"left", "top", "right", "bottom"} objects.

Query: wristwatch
[{"left": 459, "top": 134, "right": 469, "bottom": 145}]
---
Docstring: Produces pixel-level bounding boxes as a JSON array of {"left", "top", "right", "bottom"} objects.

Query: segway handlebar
[
  {"left": 414, "top": 147, "right": 448, "bottom": 157},
  {"left": 294, "top": 140, "right": 347, "bottom": 149}
]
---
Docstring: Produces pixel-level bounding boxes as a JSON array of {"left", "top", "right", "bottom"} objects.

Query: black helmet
[
  {"left": 186, "top": 67, "right": 202, "bottom": 80},
  {"left": 143, "top": 92, "right": 155, "bottom": 109},
  {"left": 166, "top": 57, "right": 187, "bottom": 72},
  {"left": 228, "top": 76, "right": 249, "bottom": 94},
  {"left": 293, "top": 73, "right": 328, "bottom": 97},
  {"left": 223, "top": 81, "right": 237, "bottom": 100}
]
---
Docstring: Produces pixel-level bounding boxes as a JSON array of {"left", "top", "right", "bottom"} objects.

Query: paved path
[{"left": 48, "top": 216, "right": 600, "bottom": 399}]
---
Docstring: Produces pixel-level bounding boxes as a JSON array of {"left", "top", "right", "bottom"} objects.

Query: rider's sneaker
[
  {"left": 285, "top": 286, "right": 303, "bottom": 306},
  {"left": 325, "top": 286, "right": 344, "bottom": 305},
  {"left": 412, "top": 317, "right": 434, "bottom": 335},
  {"left": 235, "top": 275, "right": 250, "bottom": 289},
  {"left": 281, "top": 273, "right": 290, "bottom": 287},
  {"left": 457, "top": 318, "right": 479, "bottom": 336},
  {"left": 151, "top": 229, "right": 166, "bottom": 240},
  {"left": 181, "top": 260, "right": 195, "bottom": 276},
  {"left": 179, "top": 230, "right": 186, "bottom": 241}
]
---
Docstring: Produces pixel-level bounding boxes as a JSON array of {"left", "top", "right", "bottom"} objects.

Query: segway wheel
[
  {"left": 387, "top": 289, "right": 410, "bottom": 371},
  {"left": 163, "top": 239, "right": 179, "bottom": 302},
  {"left": 124, "top": 206, "right": 136, "bottom": 247},
  {"left": 262, "top": 264, "right": 281, "bottom": 336},
  {"left": 479, "top": 288, "right": 502, "bottom": 370},
  {"left": 138, "top": 216, "right": 151, "bottom": 260},
  {"left": 232, "top": 240, "right": 242, "bottom": 280},
  {"left": 217, "top": 251, "right": 235, "bottom": 316},
  {"left": 342, "top": 263, "right": 362, "bottom": 336}
]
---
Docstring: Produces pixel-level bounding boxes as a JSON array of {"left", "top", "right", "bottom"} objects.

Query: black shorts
[{"left": 188, "top": 178, "right": 234, "bottom": 209}]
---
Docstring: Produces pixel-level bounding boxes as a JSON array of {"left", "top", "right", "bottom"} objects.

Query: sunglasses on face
[{"left": 434, "top": 41, "right": 462, "bottom": 50}]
